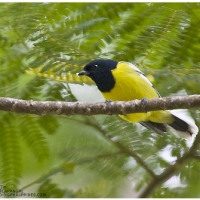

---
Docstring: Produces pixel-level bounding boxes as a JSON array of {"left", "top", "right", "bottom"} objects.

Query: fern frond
[
  {"left": 37, "top": 179, "right": 66, "bottom": 198},
  {"left": 37, "top": 116, "right": 59, "bottom": 135},
  {"left": 0, "top": 66, "right": 28, "bottom": 97},
  {"left": 136, "top": 7, "right": 190, "bottom": 66},
  {"left": 75, "top": 180, "right": 116, "bottom": 198},
  {"left": 26, "top": 65, "right": 94, "bottom": 84},
  {"left": 0, "top": 114, "right": 22, "bottom": 189},
  {"left": 18, "top": 77, "right": 46, "bottom": 100},
  {"left": 19, "top": 115, "right": 50, "bottom": 160}
]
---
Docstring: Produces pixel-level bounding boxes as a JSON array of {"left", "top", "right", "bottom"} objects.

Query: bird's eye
[{"left": 94, "top": 64, "right": 98, "bottom": 69}]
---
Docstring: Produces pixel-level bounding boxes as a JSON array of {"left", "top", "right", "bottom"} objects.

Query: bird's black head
[{"left": 78, "top": 59, "right": 117, "bottom": 92}]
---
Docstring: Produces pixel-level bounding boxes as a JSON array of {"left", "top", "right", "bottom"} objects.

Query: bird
[{"left": 78, "top": 59, "right": 198, "bottom": 139}]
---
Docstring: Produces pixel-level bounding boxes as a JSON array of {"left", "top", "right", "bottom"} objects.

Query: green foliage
[
  {"left": 38, "top": 179, "right": 67, "bottom": 198},
  {"left": 0, "top": 113, "right": 22, "bottom": 189},
  {"left": 0, "top": 2, "right": 200, "bottom": 198}
]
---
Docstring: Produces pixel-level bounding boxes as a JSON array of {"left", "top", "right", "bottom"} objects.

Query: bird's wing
[{"left": 120, "top": 61, "right": 161, "bottom": 98}]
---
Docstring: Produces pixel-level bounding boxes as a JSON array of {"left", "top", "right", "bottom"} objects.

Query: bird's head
[
  {"left": 78, "top": 59, "right": 117, "bottom": 79},
  {"left": 78, "top": 59, "right": 117, "bottom": 92}
]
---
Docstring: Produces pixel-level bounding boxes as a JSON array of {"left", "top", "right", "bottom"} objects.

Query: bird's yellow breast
[
  {"left": 102, "top": 61, "right": 159, "bottom": 101},
  {"left": 101, "top": 61, "right": 173, "bottom": 123}
]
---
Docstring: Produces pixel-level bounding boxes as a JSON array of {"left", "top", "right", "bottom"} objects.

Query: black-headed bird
[{"left": 78, "top": 59, "right": 198, "bottom": 139}]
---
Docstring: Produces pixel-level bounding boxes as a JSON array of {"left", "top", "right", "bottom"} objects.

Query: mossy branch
[{"left": 0, "top": 95, "right": 200, "bottom": 116}]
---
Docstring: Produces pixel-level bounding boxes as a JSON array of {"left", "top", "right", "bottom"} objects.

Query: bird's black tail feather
[
  {"left": 168, "top": 114, "right": 193, "bottom": 136},
  {"left": 140, "top": 114, "right": 196, "bottom": 139},
  {"left": 140, "top": 121, "right": 167, "bottom": 136}
]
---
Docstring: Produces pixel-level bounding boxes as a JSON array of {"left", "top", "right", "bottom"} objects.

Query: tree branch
[{"left": 0, "top": 95, "right": 200, "bottom": 116}]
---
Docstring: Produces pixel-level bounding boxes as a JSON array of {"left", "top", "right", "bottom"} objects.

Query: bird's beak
[{"left": 78, "top": 70, "right": 89, "bottom": 76}]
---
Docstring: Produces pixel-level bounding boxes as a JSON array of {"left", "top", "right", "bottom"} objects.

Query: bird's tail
[
  {"left": 140, "top": 114, "right": 198, "bottom": 139},
  {"left": 168, "top": 114, "right": 198, "bottom": 139},
  {"left": 140, "top": 121, "right": 167, "bottom": 136}
]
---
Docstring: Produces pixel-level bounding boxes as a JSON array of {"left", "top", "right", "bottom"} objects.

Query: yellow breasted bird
[{"left": 78, "top": 59, "right": 198, "bottom": 139}]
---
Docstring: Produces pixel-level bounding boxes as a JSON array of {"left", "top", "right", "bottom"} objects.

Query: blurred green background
[{"left": 0, "top": 2, "right": 200, "bottom": 198}]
